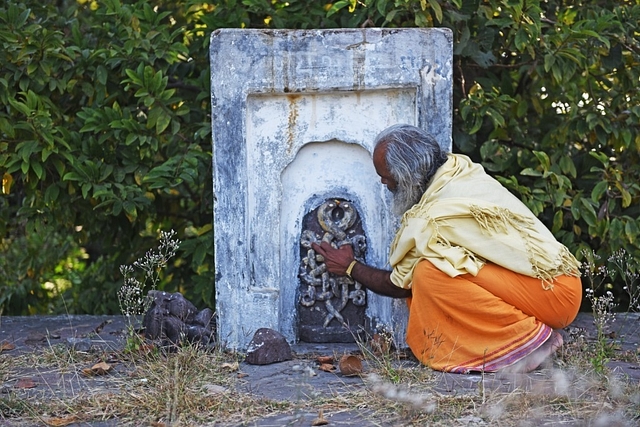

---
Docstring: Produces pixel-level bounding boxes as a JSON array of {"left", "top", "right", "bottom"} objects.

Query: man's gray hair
[{"left": 374, "top": 124, "right": 448, "bottom": 215}]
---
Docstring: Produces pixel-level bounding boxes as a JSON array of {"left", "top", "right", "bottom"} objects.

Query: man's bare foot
[{"left": 500, "top": 331, "right": 563, "bottom": 373}]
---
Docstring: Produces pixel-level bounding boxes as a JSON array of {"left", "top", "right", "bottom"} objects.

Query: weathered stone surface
[
  {"left": 212, "top": 28, "right": 453, "bottom": 349},
  {"left": 245, "top": 328, "right": 293, "bottom": 365}
]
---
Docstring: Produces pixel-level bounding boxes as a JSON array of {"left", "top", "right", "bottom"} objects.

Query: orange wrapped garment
[{"left": 405, "top": 260, "right": 582, "bottom": 373}]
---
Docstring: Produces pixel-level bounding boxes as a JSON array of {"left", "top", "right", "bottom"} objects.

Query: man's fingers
[{"left": 311, "top": 242, "right": 326, "bottom": 255}]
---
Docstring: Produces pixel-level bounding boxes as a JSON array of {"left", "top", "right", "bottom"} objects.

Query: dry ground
[{"left": 1, "top": 313, "right": 639, "bottom": 426}]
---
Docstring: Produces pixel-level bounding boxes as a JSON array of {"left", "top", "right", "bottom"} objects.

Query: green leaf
[
  {"left": 376, "top": 0, "right": 387, "bottom": 16},
  {"left": 63, "top": 172, "right": 84, "bottom": 182},
  {"left": 552, "top": 210, "right": 563, "bottom": 234},
  {"left": 155, "top": 110, "right": 171, "bottom": 134},
  {"left": 82, "top": 182, "right": 92, "bottom": 199},
  {"left": 559, "top": 155, "right": 577, "bottom": 178},
  {"left": 123, "top": 200, "right": 137, "bottom": 218},
  {"left": 427, "top": 0, "right": 443, "bottom": 23},
  {"left": 31, "top": 161, "right": 43, "bottom": 180},
  {"left": 609, "top": 218, "right": 623, "bottom": 242},
  {"left": 44, "top": 184, "right": 60, "bottom": 204},
  {"left": 544, "top": 53, "right": 555, "bottom": 72},
  {"left": 327, "top": 0, "right": 350, "bottom": 16},
  {"left": 8, "top": 98, "right": 31, "bottom": 116},
  {"left": 96, "top": 65, "right": 108, "bottom": 86},
  {"left": 514, "top": 28, "right": 528, "bottom": 51},
  {"left": 624, "top": 220, "right": 639, "bottom": 244},
  {"left": 112, "top": 199, "right": 123, "bottom": 216},
  {"left": 591, "top": 181, "right": 608, "bottom": 202},
  {"left": 532, "top": 151, "right": 551, "bottom": 171},
  {"left": 620, "top": 188, "right": 632, "bottom": 208},
  {"left": 580, "top": 198, "right": 597, "bottom": 227},
  {"left": 520, "top": 167, "right": 542, "bottom": 177},
  {"left": 193, "top": 243, "right": 207, "bottom": 267}
]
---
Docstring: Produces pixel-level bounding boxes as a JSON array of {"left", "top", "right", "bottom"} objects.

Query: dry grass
[
  {"left": 1, "top": 328, "right": 639, "bottom": 426},
  {"left": 1, "top": 340, "right": 293, "bottom": 426}
]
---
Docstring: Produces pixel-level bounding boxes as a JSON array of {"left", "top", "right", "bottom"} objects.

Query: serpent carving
[{"left": 299, "top": 200, "right": 367, "bottom": 329}]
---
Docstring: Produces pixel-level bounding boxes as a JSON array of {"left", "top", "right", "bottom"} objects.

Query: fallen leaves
[
  {"left": 0, "top": 340, "right": 15, "bottom": 353},
  {"left": 316, "top": 355, "right": 334, "bottom": 364},
  {"left": 370, "top": 333, "right": 393, "bottom": 356},
  {"left": 318, "top": 363, "right": 336, "bottom": 373},
  {"left": 24, "top": 332, "right": 47, "bottom": 345},
  {"left": 14, "top": 378, "right": 37, "bottom": 389},
  {"left": 311, "top": 409, "right": 329, "bottom": 426},
  {"left": 338, "top": 355, "right": 363, "bottom": 376},
  {"left": 315, "top": 353, "right": 364, "bottom": 376},
  {"left": 81, "top": 361, "right": 112, "bottom": 377},
  {"left": 221, "top": 361, "right": 239, "bottom": 371},
  {"left": 44, "top": 415, "right": 81, "bottom": 426}
]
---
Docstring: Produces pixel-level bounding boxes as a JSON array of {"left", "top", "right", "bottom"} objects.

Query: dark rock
[
  {"left": 163, "top": 316, "right": 185, "bottom": 344},
  {"left": 143, "top": 304, "right": 164, "bottom": 340},
  {"left": 146, "top": 290, "right": 172, "bottom": 313},
  {"left": 142, "top": 291, "right": 216, "bottom": 347},
  {"left": 167, "top": 293, "right": 197, "bottom": 322},
  {"left": 245, "top": 328, "right": 292, "bottom": 365},
  {"left": 193, "top": 308, "right": 215, "bottom": 328},
  {"left": 186, "top": 325, "right": 214, "bottom": 345}
]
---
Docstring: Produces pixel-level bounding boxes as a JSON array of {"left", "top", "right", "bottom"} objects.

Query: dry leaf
[
  {"left": 0, "top": 341, "right": 15, "bottom": 352},
  {"left": 370, "top": 333, "right": 391, "bottom": 355},
  {"left": 44, "top": 415, "right": 80, "bottom": 426},
  {"left": 316, "top": 355, "right": 334, "bottom": 364},
  {"left": 338, "top": 355, "right": 363, "bottom": 376},
  {"left": 221, "top": 362, "right": 239, "bottom": 371},
  {"left": 15, "top": 378, "right": 37, "bottom": 389},
  {"left": 318, "top": 363, "right": 336, "bottom": 373},
  {"left": 82, "top": 361, "right": 112, "bottom": 376},
  {"left": 311, "top": 409, "right": 329, "bottom": 426}
]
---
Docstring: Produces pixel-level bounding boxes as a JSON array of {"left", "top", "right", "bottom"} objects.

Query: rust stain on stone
[{"left": 286, "top": 94, "right": 301, "bottom": 155}]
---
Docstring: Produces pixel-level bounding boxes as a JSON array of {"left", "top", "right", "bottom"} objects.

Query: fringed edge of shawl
[
  {"left": 469, "top": 204, "right": 581, "bottom": 289},
  {"left": 469, "top": 205, "right": 535, "bottom": 235}
]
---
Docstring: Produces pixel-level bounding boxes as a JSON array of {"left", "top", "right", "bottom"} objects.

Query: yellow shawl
[{"left": 389, "top": 154, "right": 581, "bottom": 290}]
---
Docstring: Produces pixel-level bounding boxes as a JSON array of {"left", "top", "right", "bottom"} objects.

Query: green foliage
[
  {"left": 1, "top": 0, "right": 638, "bottom": 313},
  {"left": 448, "top": 0, "right": 640, "bottom": 298},
  {"left": 343, "top": 0, "right": 640, "bottom": 300},
  {"left": 0, "top": 0, "right": 213, "bottom": 314}
]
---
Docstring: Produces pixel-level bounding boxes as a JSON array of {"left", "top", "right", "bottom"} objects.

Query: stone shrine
[{"left": 211, "top": 28, "right": 452, "bottom": 350}]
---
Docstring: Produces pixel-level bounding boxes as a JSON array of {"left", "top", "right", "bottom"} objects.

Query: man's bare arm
[{"left": 311, "top": 242, "right": 411, "bottom": 299}]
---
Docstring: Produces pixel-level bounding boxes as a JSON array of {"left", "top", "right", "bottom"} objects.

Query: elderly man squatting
[{"left": 312, "top": 124, "right": 582, "bottom": 373}]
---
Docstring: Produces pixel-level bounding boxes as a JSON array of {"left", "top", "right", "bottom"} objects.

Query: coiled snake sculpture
[{"left": 299, "top": 200, "right": 367, "bottom": 328}]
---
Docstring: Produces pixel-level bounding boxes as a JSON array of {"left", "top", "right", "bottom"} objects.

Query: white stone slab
[{"left": 211, "top": 28, "right": 452, "bottom": 349}]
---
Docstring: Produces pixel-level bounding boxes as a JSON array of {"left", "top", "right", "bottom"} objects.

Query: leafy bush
[
  {"left": 0, "top": 0, "right": 213, "bottom": 314},
  {"left": 1, "top": 0, "right": 638, "bottom": 314}
]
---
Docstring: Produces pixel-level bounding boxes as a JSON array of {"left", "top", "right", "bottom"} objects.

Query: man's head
[{"left": 372, "top": 124, "right": 448, "bottom": 215}]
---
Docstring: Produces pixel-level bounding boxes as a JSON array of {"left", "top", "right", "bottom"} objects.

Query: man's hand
[
  {"left": 311, "top": 241, "right": 411, "bottom": 299},
  {"left": 311, "top": 241, "right": 353, "bottom": 276}
]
